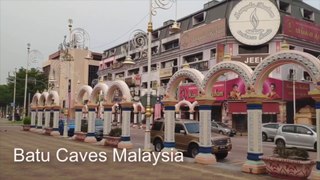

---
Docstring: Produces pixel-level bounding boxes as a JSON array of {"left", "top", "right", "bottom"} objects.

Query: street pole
[
  {"left": 293, "top": 68, "right": 296, "bottom": 121},
  {"left": 23, "top": 43, "right": 31, "bottom": 119},
  {"left": 12, "top": 68, "right": 17, "bottom": 122}
]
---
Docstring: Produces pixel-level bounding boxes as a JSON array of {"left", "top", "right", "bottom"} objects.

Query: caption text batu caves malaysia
[{"left": 1, "top": 0, "right": 320, "bottom": 179}]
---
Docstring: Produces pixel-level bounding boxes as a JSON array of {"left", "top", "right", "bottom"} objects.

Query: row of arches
[{"left": 29, "top": 50, "right": 320, "bottom": 174}]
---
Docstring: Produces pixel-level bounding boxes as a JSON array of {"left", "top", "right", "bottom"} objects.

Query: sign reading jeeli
[{"left": 228, "top": 0, "right": 280, "bottom": 46}]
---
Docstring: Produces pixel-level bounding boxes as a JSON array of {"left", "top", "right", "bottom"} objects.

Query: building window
[
  {"left": 183, "top": 53, "right": 203, "bottom": 64},
  {"left": 210, "top": 49, "right": 216, "bottom": 59},
  {"left": 128, "top": 68, "right": 139, "bottom": 76},
  {"left": 288, "top": 69, "right": 295, "bottom": 81},
  {"left": 289, "top": 45, "right": 295, "bottom": 50},
  {"left": 303, "top": 71, "right": 311, "bottom": 81},
  {"left": 189, "top": 61, "right": 209, "bottom": 71},
  {"left": 152, "top": 31, "right": 159, "bottom": 40},
  {"left": 163, "top": 39, "right": 179, "bottom": 51},
  {"left": 279, "top": 1, "right": 291, "bottom": 13},
  {"left": 116, "top": 57, "right": 125, "bottom": 63},
  {"left": 115, "top": 72, "right": 124, "bottom": 79},
  {"left": 142, "top": 64, "right": 157, "bottom": 72},
  {"left": 301, "top": 8, "right": 314, "bottom": 21},
  {"left": 152, "top": 46, "right": 159, "bottom": 55},
  {"left": 161, "top": 59, "right": 177, "bottom": 69},
  {"left": 239, "top": 44, "right": 269, "bottom": 54},
  {"left": 160, "top": 79, "right": 170, "bottom": 87},
  {"left": 88, "top": 65, "right": 99, "bottom": 87},
  {"left": 193, "top": 12, "right": 206, "bottom": 26}
]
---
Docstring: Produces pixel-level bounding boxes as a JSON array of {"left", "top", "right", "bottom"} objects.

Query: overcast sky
[{"left": 0, "top": 0, "right": 319, "bottom": 85}]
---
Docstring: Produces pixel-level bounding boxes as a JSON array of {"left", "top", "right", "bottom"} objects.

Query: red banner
[
  {"left": 282, "top": 81, "right": 310, "bottom": 100},
  {"left": 283, "top": 15, "right": 320, "bottom": 44}
]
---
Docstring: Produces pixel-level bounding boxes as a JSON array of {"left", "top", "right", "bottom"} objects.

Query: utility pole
[{"left": 12, "top": 68, "right": 17, "bottom": 122}]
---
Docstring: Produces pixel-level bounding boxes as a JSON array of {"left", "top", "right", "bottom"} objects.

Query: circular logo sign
[{"left": 228, "top": 0, "right": 280, "bottom": 46}]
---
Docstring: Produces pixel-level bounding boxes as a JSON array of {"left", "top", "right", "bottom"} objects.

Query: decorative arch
[
  {"left": 39, "top": 92, "right": 49, "bottom": 106},
  {"left": 76, "top": 85, "right": 92, "bottom": 104},
  {"left": 165, "top": 68, "right": 204, "bottom": 101},
  {"left": 90, "top": 83, "right": 109, "bottom": 104},
  {"left": 47, "top": 90, "right": 60, "bottom": 106},
  {"left": 202, "top": 61, "right": 253, "bottom": 98},
  {"left": 175, "top": 100, "right": 193, "bottom": 112},
  {"left": 191, "top": 101, "right": 199, "bottom": 112},
  {"left": 133, "top": 102, "right": 145, "bottom": 113},
  {"left": 31, "top": 92, "right": 41, "bottom": 106},
  {"left": 105, "top": 80, "right": 132, "bottom": 104},
  {"left": 252, "top": 50, "right": 320, "bottom": 93}
]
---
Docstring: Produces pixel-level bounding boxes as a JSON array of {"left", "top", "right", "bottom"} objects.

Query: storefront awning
[
  {"left": 228, "top": 102, "right": 247, "bottom": 114},
  {"left": 262, "top": 102, "right": 279, "bottom": 114}
]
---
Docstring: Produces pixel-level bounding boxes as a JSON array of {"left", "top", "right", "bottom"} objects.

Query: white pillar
[
  {"left": 242, "top": 101, "right": 266, "bottom": 174},
  {"left": 30, "top": 109, "right": 36, "bottom": 131},
  {"left": 74, "top": 108, "right": 82, "bottom": 132},
  {"left": 162, "top": 103, "right": 176, "bottom": 152},
  {"left": 141, "top": 113, "right": 145, "bottom": 123},
  {"left": 84, "top": 105, "right": 97, "bottom": 143},
  {"left": 117, "top": 111, "right": 121, "bottom": 124},
  {"left": 134, "top": 112, "right": 138, "bottom": 124},
  {"left": 195, "top": 103, "right": 216, "bottom": 164},
  {"left": 44, "top": 109, "right": 50, "bottom": 128},
  {"left": 50, "top": 106, "right": 60, "bottom": 136},
  {"left": 103, "top": 106, "right": 112, "bottom": 136},
  {"left": 189, "top": 111, "right": 194, "bottom": 120},
  {"left": 36, "top": 109, "right": 43, "bottom": 133},
  {"left": 118, "top": 103, "right": 133, "bottom": 149},
  {"left": 175, "top": 112, "right": 179, "bottom": 119}
]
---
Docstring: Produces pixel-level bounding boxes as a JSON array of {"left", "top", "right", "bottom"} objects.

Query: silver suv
[
  {"left": 262, "top": 123, "right": 280, "bottom": 141},
  {"left": 274, "top": 124, "right": 317, "bottom": 151},
  {"left": 211, "top": 120, "right": 237, "bottom": 137}
]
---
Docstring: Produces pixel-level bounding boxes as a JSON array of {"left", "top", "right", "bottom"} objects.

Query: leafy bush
[
  {"left": 23, "top": 117, "right": 31, "bottom": 125},
  {"left": 273, "top": 147, "right": 309, "bottom": 160},
  {"left": 108, "top": 127, "right": 122, "bottom": 137}
]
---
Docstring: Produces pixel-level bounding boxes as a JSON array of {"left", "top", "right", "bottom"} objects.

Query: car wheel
[
  {"left": 154, "top": 139, "right": 163, "bottom": 152},
  {"left": 188, "top": 144, "right": 199, "bottom": 158},
  {"left": 262, "top": 132, "right": 267, "bottom": 142},
  {"left": 215, "top": 152, "right": 228, "bottom": 160},
  {"left": 276, "top": 139, "right": 285, "bottom": 148}
]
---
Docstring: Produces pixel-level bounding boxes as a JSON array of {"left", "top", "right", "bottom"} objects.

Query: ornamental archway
[
  {"left": 90, "top": 83, "right": 109, "bottom": 119},
  {"left": 252, "top": 50, "right": 320, "bottom": 93},
  {"left": 30, "top": 92, "right": 41, "bottom": 131},
  {"left": 175, "top": 99, "right": 193, "bottom": 119},
  {"left": 245, "top": 50, "right": 320, "bottom": 174},
  {"left": 133, "top": 102, "right": 145, "bottom": 126},
  {"left": 162, "top": 67, "right": 204, "bottom": 153},
  {"left": 195, "top": 60, "right": 253, "bottom": 165},
  {"left": 37, "top": 92, "right": 49, "bottom": 133},
  {"left": 47, "top": 90, "right": 60, "bottom": 136}
]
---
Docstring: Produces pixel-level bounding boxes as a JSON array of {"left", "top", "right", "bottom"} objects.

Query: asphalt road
[{"left": 0, "top": 118, "right": 278, "bottom": 180}]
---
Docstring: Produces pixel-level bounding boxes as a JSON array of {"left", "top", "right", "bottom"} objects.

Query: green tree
[
  {"left": 0, "top": 85, "right": 11, "bottom": 106},
  {"left": 6, "top": 67, "right": 48, "bottom": 109}
]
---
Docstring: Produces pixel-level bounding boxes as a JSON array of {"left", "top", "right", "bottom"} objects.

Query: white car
[
  {"left": 274, "top": 124, "right": 317, "bottom": 151},
  {"left": 261, "top": 123, "right": 280, "bottom": 141}
]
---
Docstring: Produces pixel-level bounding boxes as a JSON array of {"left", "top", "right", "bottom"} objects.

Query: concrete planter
[
  {"left": 261, "top": 156, "right": 315, "bottom": 179},
  {"left": 104, "top": 136, "right": 121, "bottom": 147},
  {"left": 44, "top": 128, "right": 53, "bottom": 135},
  {"left": 75, "top": 132, "right": 87, "bottom": 141},
  {"left": 22, "top": 125, "right": 31, "bottom": 131}
]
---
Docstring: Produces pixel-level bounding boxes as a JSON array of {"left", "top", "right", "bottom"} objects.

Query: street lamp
[
  {"left": 123, "top": 29, "right": 147, "bottom": 65},
  {"left": 23, "top": 44, "right": 43, "bottom": 119}
]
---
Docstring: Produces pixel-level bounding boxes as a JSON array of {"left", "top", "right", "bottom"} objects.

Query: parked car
[
  {"left": 274, "top": 124, "right": 317, "bottom": 151},
  {"left": 211, "top": 120, "right": 236, "bottom": 137},
  {"left": 261, "top": 123, "right": 280, "bottom": 141},
  {"left": 58, "top": 119, "right": 75, "bottom": 137},
  {"left": 151, "top": 119, "right": 232, "bottom": 160}
]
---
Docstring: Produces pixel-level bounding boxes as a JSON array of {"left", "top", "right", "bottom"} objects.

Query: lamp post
[
  {"left": 12, "top": 68, "right": 17, "bottom": 122},
  {"left": 23, "top": 44, "right": 43, "bottom": 119}
]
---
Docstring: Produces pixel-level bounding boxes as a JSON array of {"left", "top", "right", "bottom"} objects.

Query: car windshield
[
  {"left": 185, "top": 123, "right": 199, "bottom": 133},
  {"left": 95, "top": 120, "right": 103, "bottom": 126},
  {"left": 217, "top": 122, "right": 228, "bottom": 128}
]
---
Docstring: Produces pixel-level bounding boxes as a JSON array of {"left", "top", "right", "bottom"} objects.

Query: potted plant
[
  {"left": 104, "top": 127, "right": 122, "bottom": 147},
  {"left": 22, "top": 117, "right": 31, "bottom": 131},
  {"left": 261, "top": 147, "right": 316, "bottom": 179}
]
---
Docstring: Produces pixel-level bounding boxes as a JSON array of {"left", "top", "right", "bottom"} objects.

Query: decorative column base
[
  {"left": 30, "top": 127, "right": 36, "bottom": 132},
  {"left": 84, "top": 136, "right": 97, "bottom": 143},
  {"left": 118, "top": 141, "right": 133, "bottom": 149},
  {"left": 195, "top": 147, "right": 216, "bottom": 165},
  {"left": 50, "top": 128, "right": 60, "bottom": 136},
  {"left": 162, "top": 142, "right": 177, "bottom": 153},
  {"left": 36, "top": 127, "right": 44, "bottom": 134},
  {"left": 242, "top": 160, "right": 266, "bottom": 174}
]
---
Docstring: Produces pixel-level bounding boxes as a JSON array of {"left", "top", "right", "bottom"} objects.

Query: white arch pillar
[
  {"left": 51, "top": 106, "right": 60, "bottom": 136},
  {"left": 36, "top": 107, "right": 44, "bottom": 133},
  {"left": 189, "top": 111, "right": 194, "bottom": 120},
  {"left": 195, "top": 100, "right": 216, "bottom": 165},
  {"left": 84, "top": 104, "right": 97, "bottom": 143},
  {"left": 118, "top": 102, "right": 133, "bottom": 149},
  {"left": 103, "top": 104, "right": 112, "bottom": 136},
  {"left": 44, "top": 108, "right": 50, "bottom": 128},
  {"left": 73, "top": 105, "right": 82, "bottom": 139},
  {"left": 162, "top": 101, "right": 177, "bottom": 153},
  {"left": 242, "top": 97, "right": 266, "bottom": 174},
  {"left": 30, "top": 108, "right": 37, "bottom": 132}
]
